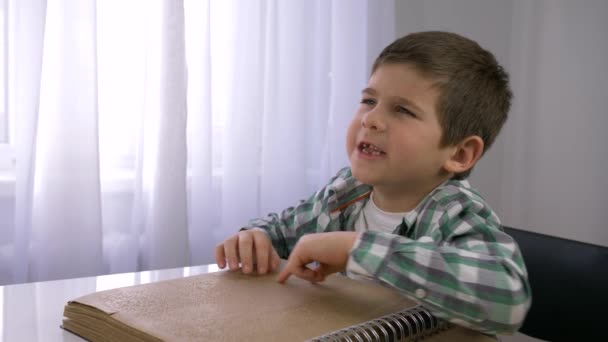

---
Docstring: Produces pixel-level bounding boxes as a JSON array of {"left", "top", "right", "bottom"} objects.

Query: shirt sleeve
[
  {"left": 346, "top": 199, "right": 532, "bottom": 335},
  {"left": 240, "top": 170, "right": 345, "bottom": 259}
]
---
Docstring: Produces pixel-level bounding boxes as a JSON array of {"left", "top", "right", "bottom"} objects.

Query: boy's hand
[
  {"left": 215, "top": 229, "right": 281, "bottom": 274},
  {"left": 277, "top": 232, "right": 359, "bottom": 284}
]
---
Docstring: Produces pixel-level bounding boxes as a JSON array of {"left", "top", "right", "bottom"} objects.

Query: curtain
[{"left": 0, "top": 0, "right": 395, "bottom": 285}]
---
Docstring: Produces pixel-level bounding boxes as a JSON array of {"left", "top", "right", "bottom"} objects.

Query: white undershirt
[
  {"left": 347, "top": 192, "right": 410, "bottom": 281},
  {"left": 353, "top": 192, "right": 410, "bottom": 234}
]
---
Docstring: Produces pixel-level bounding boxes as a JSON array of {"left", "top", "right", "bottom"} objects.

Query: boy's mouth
[{"left": 358, "top": 142, "right": 386, "bottom": 156}]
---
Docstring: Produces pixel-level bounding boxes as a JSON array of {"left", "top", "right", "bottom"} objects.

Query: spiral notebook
[{"left": 62, "top": 268, "right": 495, "bottom": 341}]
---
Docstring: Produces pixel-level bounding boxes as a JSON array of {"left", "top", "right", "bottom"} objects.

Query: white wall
[{"left": 395, "top": 0, "right": 608, "bottom": 247}]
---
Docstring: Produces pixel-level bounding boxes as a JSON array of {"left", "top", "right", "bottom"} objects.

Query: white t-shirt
[
  {"left": 353, "top": 192, "right": 410, "bottom": 234},
  {"left": 347, "top": 192, "right": 410, "bottom": 281}
]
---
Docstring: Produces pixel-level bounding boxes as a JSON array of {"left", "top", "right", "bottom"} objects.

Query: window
[
  {"left": 0, "top": 0, "right": 13, "bottom": 179},
  {"left": 0, "top": 0, "right": 8, "bottom": 145}
]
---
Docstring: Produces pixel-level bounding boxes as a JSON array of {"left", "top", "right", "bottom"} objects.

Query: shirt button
[{"left": 415, "top": 288, "right": 427, "bottom": 299}]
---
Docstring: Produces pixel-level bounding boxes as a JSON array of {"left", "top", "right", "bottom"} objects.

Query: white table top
[{"left": 0, "top": 265, "right": 220, "bottom": 341}]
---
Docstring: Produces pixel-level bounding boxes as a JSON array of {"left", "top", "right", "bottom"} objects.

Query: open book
[{"left": 62, "top": 268, "right": 494, "bottom": 341}]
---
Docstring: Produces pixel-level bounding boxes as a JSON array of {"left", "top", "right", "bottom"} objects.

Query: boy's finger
[
  {"left": 277, "top": 256, "right": 317, "bottom": 284},
  {"left": 278, "top": 265, "right": 319, "bottom": 284},
  {"left": 253, "top": 233, "right": 269, "bottom": 274},
  {"left": 214, "top": 243, "right": 226, "bottom": 269},
  {"left": 277, "top": 255, "right": 299, "bottom": 283},
  {"left": 313, "top": 264, "right": 337, "bottom": 283},
  {"left": 276, "top": 267, "right": 291, "bottom": 283},
  {"left": 238, "top": 232, "right": 254, "bottom": 273},
  {"left": 314, "top": 263, "right": 339, "bottom": 278},
  {"left": 224, "top": 236, "right": 240, "bottom": 271},
  {"left": 269, "top": 250, "right": 281, "bottom": 272}
]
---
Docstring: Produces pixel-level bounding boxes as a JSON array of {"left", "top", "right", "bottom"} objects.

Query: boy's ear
[{"left": 443, "top": 135, "right": 484, "bottom": 175}]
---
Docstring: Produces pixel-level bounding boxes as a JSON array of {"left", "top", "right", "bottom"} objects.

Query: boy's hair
[{"left": 372, "top": 31, "right": 511, "bottom": 179}]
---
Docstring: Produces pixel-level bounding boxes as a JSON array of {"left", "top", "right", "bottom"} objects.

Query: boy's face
[{"left": 346, "top": 63, "right": 455, "bottom": 191}]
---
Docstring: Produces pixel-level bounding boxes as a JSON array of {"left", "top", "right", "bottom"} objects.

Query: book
[{"left": 62, "top": 268, "right": 495, "bottom": 341}]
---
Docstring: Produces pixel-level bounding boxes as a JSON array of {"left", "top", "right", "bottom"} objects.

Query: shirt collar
[
  {"left": 400, "top": 178, "right": 471, "bottom": 228},
  {"left": 331, "top": 167, "right": 471, "bottom": 225}
]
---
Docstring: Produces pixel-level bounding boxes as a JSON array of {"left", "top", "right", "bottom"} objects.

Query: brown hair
[{"left": 372, "top": 31, "right": 511, "bottom": 179}]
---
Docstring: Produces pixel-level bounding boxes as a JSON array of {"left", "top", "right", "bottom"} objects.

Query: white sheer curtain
[{"left": 1, "top": 0, "right": 395, "bottom": 285}]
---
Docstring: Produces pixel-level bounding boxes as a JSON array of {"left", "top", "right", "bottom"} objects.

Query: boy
[{"left": 215, "top": 31, "right": 531, "bottom": 335}]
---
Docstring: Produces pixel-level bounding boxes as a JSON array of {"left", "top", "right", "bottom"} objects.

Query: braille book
[{"left": 62, "top": 268, "right": 495, "bottom": 341}]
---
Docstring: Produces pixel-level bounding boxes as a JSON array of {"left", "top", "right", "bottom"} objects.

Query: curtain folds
[
  {"left": 2, "top": 0, "right": 395, "bottom": 285},
  {"left": 30, "top": 0, "right": 103, "bottom": 282}
]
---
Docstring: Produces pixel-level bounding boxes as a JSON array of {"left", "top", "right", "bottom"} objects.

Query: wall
[{"left": 395, "top": 0, "right": 608, "bottom": 247}]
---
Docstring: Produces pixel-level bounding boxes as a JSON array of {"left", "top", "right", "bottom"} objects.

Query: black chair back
[{"left": 502, "top": 226, "right": 608, "bottom": 341}]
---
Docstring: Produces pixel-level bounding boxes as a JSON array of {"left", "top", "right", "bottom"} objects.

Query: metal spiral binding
[{"left": 309, "top": 305, "right": 450, "bottom": 342}]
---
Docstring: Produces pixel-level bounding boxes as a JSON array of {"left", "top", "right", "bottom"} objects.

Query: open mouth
[{"left": 358, "top": 142, "right": 386, "bottom": 156}]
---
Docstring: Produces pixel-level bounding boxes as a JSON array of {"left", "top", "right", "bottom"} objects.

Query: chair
[{"left": 502, "top": 226, "right": 608, "bottom": 341}]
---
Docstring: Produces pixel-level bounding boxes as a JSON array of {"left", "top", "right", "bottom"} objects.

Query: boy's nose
[{"left": 361, "top": 110, "right": 386, "bottom": 131}]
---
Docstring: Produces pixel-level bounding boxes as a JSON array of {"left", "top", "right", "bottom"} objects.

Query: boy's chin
[{"left": 350, "top": 166, "right": 380, "bottom": 186}]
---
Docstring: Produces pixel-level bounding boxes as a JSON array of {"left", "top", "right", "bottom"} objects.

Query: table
[
  {"left": 0, "top": 265, "right": 220, "bottom": 341},
  {"left": 1, "top": 265, "right": 497, "bottom": 342}
]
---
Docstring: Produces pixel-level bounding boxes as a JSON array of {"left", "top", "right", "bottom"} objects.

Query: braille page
[{"left": 63, "top": 269, "right": 495, "bottom": 341}]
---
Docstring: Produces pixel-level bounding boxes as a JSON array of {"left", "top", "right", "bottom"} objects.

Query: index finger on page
[{"left": 276, "top": 267, "right": 292, "bottom": 284}]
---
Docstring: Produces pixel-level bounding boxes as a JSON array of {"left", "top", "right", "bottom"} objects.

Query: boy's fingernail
[
  {"left": 259, "top": 267, "right": 266, "bottom": 274},
  {"left": 243, "top": 265, "right": 250, "bottom": 273}
]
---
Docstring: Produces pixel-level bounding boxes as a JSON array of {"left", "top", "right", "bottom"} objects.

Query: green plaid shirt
[{"left": 244, "top": 167, "right": 531, "bottom": 335}]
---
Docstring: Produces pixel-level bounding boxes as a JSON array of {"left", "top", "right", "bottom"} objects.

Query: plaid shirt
[{"left": 243, "top": 167, "right": 531, "bottom": 335}]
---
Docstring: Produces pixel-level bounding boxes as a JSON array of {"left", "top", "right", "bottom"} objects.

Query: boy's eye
[
  {"left": 361, "top": 98, "right": 376, "bottom": 106},
  {"left": 396, "top": 105, "right": 416, "bottom": 117}
]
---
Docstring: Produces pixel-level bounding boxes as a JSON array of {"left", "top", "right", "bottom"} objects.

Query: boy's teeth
[{"left": 361, "top": 143, "right": 384, "bottom": 155}]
